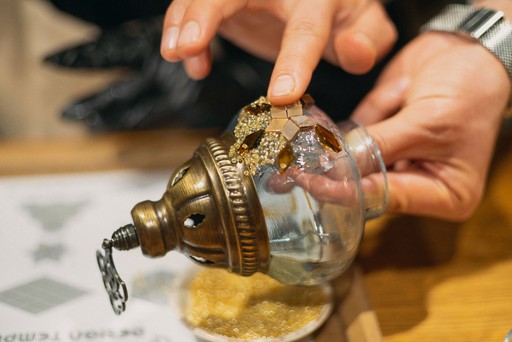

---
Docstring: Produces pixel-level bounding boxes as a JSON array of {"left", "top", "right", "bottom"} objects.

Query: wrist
[
  {"left": 473, "top": 0, "right": 512, "bottom": 118},
  {"left": 421, "top": 3, "right": 512, "bottom": 118}
]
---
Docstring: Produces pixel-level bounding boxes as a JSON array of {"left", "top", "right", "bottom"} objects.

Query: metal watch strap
[{"left": 421, "top": 3, "right": 512, "bottom": 78}]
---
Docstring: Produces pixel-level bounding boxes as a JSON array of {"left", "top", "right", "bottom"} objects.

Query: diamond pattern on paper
[{"left": 0, "top": 277, "right": 87, "bottom": 314}]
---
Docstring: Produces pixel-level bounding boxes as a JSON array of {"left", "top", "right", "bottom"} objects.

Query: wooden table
[
  {"left": 1, "top": 124, "right": 511, "bottom": 341},
  {"left": 361, "top": 123, "right": 512, "bottom": 341}
]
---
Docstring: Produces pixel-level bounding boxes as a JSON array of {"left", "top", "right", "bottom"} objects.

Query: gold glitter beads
[
  {"left": 229, "top": 97, "right": 284, "bottom": 176},
  {"left": 183, "top": 268, "right": 332, "bottom": 341}
]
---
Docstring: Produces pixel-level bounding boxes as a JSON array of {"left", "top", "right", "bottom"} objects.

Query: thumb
[{"left": 364, "top": 113, "right": 467, "bottom": 220}]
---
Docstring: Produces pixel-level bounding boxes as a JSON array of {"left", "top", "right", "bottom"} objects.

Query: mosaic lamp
[{"left": 97, "top": 94, "right": 388, "bottom": 314}]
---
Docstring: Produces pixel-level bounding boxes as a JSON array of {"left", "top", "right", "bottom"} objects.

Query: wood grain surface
[{"left": 360, "top": 124, "right": 512, "bottom": 341}]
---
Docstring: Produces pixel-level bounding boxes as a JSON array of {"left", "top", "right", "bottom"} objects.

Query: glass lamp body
[
  {"left": 105, "top": 96, "right": 387, "bottom": 287},
  {"left": 224, "top": 104, "right": 368, "bottom": 285}
]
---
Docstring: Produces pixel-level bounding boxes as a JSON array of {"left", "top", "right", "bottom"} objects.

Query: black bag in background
[{"left": 45, "top": 0, "right": 414, "bottom": 131}]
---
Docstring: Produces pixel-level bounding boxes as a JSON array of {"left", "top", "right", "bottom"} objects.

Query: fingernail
[
  {"left": 178, "top": 21, "right": 200, "bottom": 47},
  {"left": 270, "top": 75, "right": 295, "bottom": 97},
  {"left": 353, "top": 32, "right": 372, "bottom": 46},
  {"left": 162, "top": 26, "right": 180, "bottom": 50},
  {"left": 354, "top": 32, "right": 377, "bottom": 56}
]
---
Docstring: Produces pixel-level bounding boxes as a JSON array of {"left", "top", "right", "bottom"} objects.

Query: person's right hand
[
  {"left": 351, "top": 31, "right": 510, "bottom": 221},
  {"left": 160, "top": 0, "right": 397, "bottom": 105}
]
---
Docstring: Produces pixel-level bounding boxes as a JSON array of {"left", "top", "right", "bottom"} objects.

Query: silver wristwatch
[{"left": 421, "top": 3, "right": 512, "bottom": 78}]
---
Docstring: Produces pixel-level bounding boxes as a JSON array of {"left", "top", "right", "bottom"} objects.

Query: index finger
[{"left": 268, "top": 0, "right": 337, "bottom": 105}]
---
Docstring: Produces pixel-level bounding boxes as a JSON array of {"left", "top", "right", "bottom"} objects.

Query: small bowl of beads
[{"left": 173, "top": 266, "right": 333, "bottom": 342}]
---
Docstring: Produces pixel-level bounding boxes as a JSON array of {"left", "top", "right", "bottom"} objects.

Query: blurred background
[
  {"left": 0, "top": 0, "right": 104, "bottom": 138},
  {"left": 0, "top": 0, "right": 269, "bottom": 138},
  {"left": 1, "top": 0, "right": 435, "bottom": 139}
]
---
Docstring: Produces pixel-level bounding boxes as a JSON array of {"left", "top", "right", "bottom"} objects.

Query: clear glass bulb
[
  {"left": 100, "top": 96, "right": 389, "bottom": 313},
  {"left": 226, "top": 102, "right": 388, "bottom": 285}
]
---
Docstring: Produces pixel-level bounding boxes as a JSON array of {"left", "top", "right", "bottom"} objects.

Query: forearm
[
  {"left": 471, "top": 0, "right": 512, "bottom": 117},
  {"left": 420, "top": 0, "right": 512, "bottom": 116}
]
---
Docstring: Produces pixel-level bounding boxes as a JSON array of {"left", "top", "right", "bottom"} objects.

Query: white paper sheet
[{"left": 0, "top": 170, "right": 197, "bottom": 342}]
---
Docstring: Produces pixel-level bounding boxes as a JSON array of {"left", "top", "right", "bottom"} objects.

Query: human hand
[
  {"left": 45, "top": 17, "right": 272, "bottom": 131},
  {"left": 160, "top": 0, "right": 396, "bottom": 105},
  {"left": 351, "top": 32, "right": 510, "bottom": 220}
]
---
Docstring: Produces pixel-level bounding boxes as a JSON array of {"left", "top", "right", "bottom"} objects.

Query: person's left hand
[{"left": 351, "top": 32, "right": 510, "bottom": 220}]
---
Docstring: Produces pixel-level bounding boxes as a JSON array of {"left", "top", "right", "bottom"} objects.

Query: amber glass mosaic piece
[
  {"left": 243, "top": 101, "right": 271, "bottom": 116},
  {"left": 300, "top": 93, "right": 315, "bottom": 109},
  {"left": 315, "top": 124, "right": 342, "bottom": 152},
  {"left": 277, "top": 142, "right": 295, "bottom": 173},
  {"left": 238, "top": 129, "right": 264, "bottom": 153}
]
